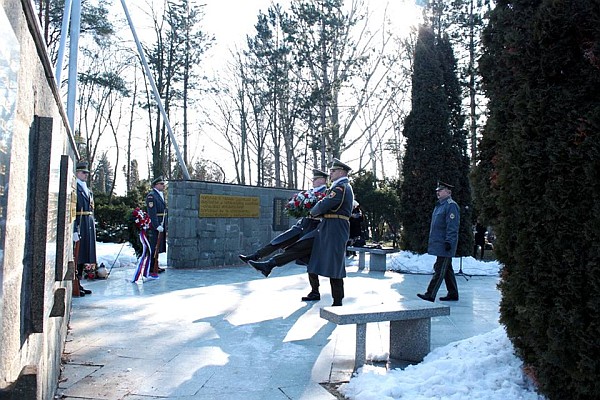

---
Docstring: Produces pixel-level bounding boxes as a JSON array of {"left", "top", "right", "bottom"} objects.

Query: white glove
[
  {"left": 157, "top": 225, "right": 164, "bottom": 233},
  {"left": 73, "top": 232, "right": 80, "bottom": 242}
]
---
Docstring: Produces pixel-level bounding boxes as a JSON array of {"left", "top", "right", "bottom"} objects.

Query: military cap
[
  {"left": 76, "top": 161, "right": 89, "bottom": 173},
  {"left": 436, "top": 181, "right": 455, "bottom": 191},
  {"left": 329, "top": 158, "right": 352, "bottom": 172},
  {"left": 152, "top": 176, "right": 165, "bottom": 186},
  {"left": 312, "top": 168, "right": 329, "bottom": 179}
]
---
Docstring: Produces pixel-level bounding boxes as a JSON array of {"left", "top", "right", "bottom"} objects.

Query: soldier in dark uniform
[
  {"left": 307, "top": 159, "right": 354, "bottom": 306},
  {"left": 248, "top": 159, "right": 354, "bottom": 305},
  {"left": 418, "top": 181, "right": 460, "bottom": 302},
  {"left": 241, "top": 169, "right": 328, "bottom": 301},
  {"left": 73, "top": 161, "right": 96, "bottom": 296},
  {"left": 146, "top": 177, "right": 168, "bottom": 277}
]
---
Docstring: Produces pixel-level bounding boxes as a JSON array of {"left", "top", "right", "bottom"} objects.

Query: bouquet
[
  {"left": 285, "top": 190, "right": 326, "bottom": 218},
  {"left": 133, "top": 207, "right": 151, "bottom": 230}
]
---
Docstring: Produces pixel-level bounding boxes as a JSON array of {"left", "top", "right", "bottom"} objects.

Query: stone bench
[
  {"left": 320, "top": 301, "right": 450, "bottom": 371},
  {"left": 347, "top": 246, "right": 400, "bottom": 271}
]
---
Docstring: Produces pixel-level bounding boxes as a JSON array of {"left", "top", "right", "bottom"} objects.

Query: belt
[
  {"left": 323, "top": 214, "right": 349, "bottom": 221},
  {"left": 76, "top": 211, "right": 93, "bottom": 216},
  {"left": 157, "top": 213, "right": 167, "bottom": 216}
]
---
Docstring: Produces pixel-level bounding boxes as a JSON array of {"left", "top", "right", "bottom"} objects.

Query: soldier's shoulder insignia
[
  {"left": 328, "top": 191, "right": 337, "bottom": 198},
  {"left": 148, "top": 201, "right": 154, "bottom": 208},
  {"left": 450, "top": 213, "right": 456, "bottom": 219}
]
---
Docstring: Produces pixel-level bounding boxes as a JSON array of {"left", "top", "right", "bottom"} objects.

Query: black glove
[{"left": 444, "top": 242, "right": 452, "bottom": 251}]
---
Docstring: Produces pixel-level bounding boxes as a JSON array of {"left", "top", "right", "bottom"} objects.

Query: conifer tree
[
  {"left": 477, "top": 1, "right": 600, "bottom": 398},
  {"left": 399, "top": 25, "right": 471, "bottom": 254}
]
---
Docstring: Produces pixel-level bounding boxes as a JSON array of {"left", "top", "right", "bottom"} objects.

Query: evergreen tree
[
  {"left": 438, "top": 35, "right": 473, "bottom": 257},
  {"left": 477, "top": 1, "right": 600, "bottom": 398},
  {"left": 92, "top": 152, "right": 114, "bottom": 195},
  {"left": 399, "top": 25, "right": 472, "bottom": 254}
]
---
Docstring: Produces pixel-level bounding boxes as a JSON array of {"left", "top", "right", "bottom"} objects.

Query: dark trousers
[
  {"left": 308, "top": 272, "right": 319, "bottom": 294},
  {"left": 330, "top": 278, "right": 344, "bottom": 304},
  {"left": 474, "top": 243, "right": 485, "bottom": 260},
  {"left": 425, "top": 256, "right": 458, "bottom": 298},
  {"left": 256, "top": 235, "right": 299, "bottom": 259},
  {"left": 271, "top": 238, "right": 314, "bottom": 266}
]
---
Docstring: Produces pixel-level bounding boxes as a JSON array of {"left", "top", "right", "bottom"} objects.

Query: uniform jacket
[
  {"left": 307, "top": 177, "right": 354, "bottom": 278},
  {"left": 271, "top": 185, "right": 327, "bottom": 246},
  {"left": 74, "top": 181, "right": 97, "bottom": 264},
  {"left": 427, "top": 196, "right": 460, "bottom": 257},
  {"left": 146, "top": 188, "right": 168, "bottom": 254}
]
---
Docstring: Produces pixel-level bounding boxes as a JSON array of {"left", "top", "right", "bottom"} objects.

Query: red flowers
[
  {"left": 285, "top": 190, "right": 326, "bottom": 218},
  {"left": 133, "top": 207, "right": 151, "bottom": 230}
]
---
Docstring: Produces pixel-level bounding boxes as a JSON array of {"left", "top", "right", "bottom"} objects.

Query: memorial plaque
[
  {"left": 199, "top": 194, "right": 260, "bottom": 218},
  {"left": 272, "top": 197, "right": 289, "bottom": 231}
]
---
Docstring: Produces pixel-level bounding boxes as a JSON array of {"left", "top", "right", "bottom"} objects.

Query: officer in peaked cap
[
  {"left": 152, "top": 176, "right": 165, "bottom": 186},
  {"left": 146, "top": 176, "right": 168, "bottom": 276},
  {"left": 73, "top": 160, "right": 96, "bottom": 296},
  {"left": 312, "top": 168, "right": 329, "bottom": 179},
  {"left": 329, "top": 158, "right": 352, "bottom": 172},
  {"left": 242, "top": 167, "right": 330, "bottom": 302},
  {"left": 76, "top": 161, "right": 90, "bottom": 173},
  {"left": 418, "top": 179, "right": 460, "bottom": 303},
  {"left": 435, "top": 180, "right": 454, "bottom": 191},
  {"left": 304, "top": 157, "right": 354, "bottom": 306}
]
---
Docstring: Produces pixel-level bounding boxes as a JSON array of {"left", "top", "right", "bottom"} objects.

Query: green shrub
[
  {"left": 94, "top": 183, "right": 148, "bottom": 256},
  {"left": 477, "top": 1, "right": 600, "bottom": 398}
]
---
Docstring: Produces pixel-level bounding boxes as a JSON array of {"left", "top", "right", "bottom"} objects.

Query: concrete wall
[
  {"left": 0, "top": 1, "right": 78, "bottom": 399},
  {"left": 168, "top": 180, "right": 299, "bottom": 268}
]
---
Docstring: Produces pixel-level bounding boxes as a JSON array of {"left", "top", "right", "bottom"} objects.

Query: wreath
[{"left": 284, "top": 190, "right": 326, "bottom": 218}]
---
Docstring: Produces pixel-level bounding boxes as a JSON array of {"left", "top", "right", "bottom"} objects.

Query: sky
[
  {"left": 96, "top": 242, "right": 545, "bottom": 400},
  {"left": 107, "top": 0, "right": 423, "bottom": 194}
]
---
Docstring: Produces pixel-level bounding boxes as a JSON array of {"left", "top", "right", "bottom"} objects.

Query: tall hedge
[{"left": 476, "top": 1, "right": 600, "bottom": 398}]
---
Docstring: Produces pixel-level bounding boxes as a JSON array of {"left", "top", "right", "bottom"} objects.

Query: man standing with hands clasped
[
  {"left": 146, "top": 177, "right": 168, "bottom": 278},
  {"left": 418, "top": 181, "right": 460, "bottom": 302}
]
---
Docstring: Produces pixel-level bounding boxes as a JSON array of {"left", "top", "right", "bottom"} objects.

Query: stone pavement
[{"left": 57, "top": 259, "right": 501, "bottom": 400}]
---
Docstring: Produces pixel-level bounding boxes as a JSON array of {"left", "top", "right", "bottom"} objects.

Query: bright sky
[{"left": 110, "top": 1, "right": 423, "bottom": 193}]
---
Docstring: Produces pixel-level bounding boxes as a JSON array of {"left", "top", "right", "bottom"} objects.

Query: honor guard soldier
[
  {"left": 307, "top": 158, "right": 354, "bottom": 306},
  {"left": 245, "top": 169, "right": 330, "bottom": 301},
  {"left": 73, "top": 161, "right": 96, "bottom": 296},
  {"left": 146, "top": 177, "right": 168, "bottom": 276}
]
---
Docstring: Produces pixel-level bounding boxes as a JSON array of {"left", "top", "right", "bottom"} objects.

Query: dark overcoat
[
  {"left": 427, "top": 197, "right": 460, "bottom": 257},
  {"left": 146, "top": 188, "right": 168, "bottom": 254},
  {"left": 271, "top": 185, "right": 327, "bottom": 246},
  {"left": 74, "top": 182, "right": 97, "bottom": 264},
  {"left": 307, "top": 177, "right": 354, "bottom": 278}
]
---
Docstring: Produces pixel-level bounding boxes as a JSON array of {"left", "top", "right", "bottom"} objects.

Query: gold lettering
[{"left": 198, "top": 194, "right": 260, "bottom": 218}]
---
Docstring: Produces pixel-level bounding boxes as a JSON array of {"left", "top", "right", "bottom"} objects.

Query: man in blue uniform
[
  {"left": 146, "top": 177, "right": 168, "bottom": 277},
  {"left": 241, "top": 169, "right": 328, "bottom": 301},
  {"left": 73, "top": 161, "right": 96, "bottom": 296},
  {"left": 307, "top": 158, "right": 354, "bottom": 306},
  {"left": 417, "top": 181, "right": 460, "bottom": 302}
]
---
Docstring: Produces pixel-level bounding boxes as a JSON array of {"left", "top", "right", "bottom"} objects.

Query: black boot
[
  {"left": 248, "top": 259, "right": 276, "bottom": 277},
  {"left": 239, "top": 252, "right": 260, "bottom": 263},
  {"left": 331, "top": 278, "right": 344, "bottom": 306}
]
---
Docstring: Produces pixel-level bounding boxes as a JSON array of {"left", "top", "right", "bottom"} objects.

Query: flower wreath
[
  {"left": 284, "top": 190, "right": 326, "bottom": 218},
  {"left": 133, "top": 207, "right": 151, "bottom": 230}
]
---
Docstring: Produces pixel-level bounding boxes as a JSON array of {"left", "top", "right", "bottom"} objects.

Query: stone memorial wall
[{"left": 168, "top": 180, "right": 299, "bottom": 268}]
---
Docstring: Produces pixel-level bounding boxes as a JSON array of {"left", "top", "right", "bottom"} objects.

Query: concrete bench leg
[
  {"left": 354, "top": 323, "right": 367, "bottom": 371},
  {"left": 369, "top": 253, "right": 387, "bottom": 271},
  {"left": 389, "top": 318, "right": 431, "bottom": 362},
  {"left": 357, "top": 252, "right": 366, "bottom": 269}
]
